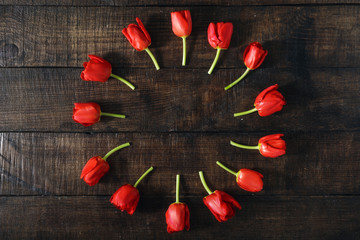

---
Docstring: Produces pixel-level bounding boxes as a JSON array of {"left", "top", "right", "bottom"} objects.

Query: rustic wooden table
[{"left": 1, "top": 1, "right": 359, "bottom": 239}]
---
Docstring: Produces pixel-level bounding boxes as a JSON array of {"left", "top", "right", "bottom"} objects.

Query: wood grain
[
  {"left": 0, "top": 132, "right": 359, "bottom": 196},
  {"left": 0, "top": 68, "right": 358, "bottom": 132},
  {"left": 0, "top": 195, "right": 359, "bottom": 239},
  {"left": 0, "top": 6, "right": 359, "bottom": 68}
]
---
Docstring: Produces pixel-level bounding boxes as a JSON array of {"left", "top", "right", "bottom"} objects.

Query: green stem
[
  {"left": 216, "top": 161, "right": 237, "bottom": 176},
  {"left": 224, "top": 67, "right": 251, "bottom": 90},
  {"left": 199, "top": 171, "right": 213, "bottom": 195},
  {"left": 208, "top": 48, "right": 221, "bottom": 75},
  {"left": 134, "top": 166, "right": 154, "bottom": 188},
  {"left": 176, "top": 174, "right": 180, "bottom": 203},
  {"left": 110, "top": 73, "right": 135, "bottom": 90},
  {"left": 101, "top": 112, "right": 126, "bottom": 119},
  {"left": 102, "top": 142, "right": 130, "bottom": 161},
  {"left": 182, "top": 37, "right": 187, "bottom": 66},
  {"left": 145, "top": 48, "right": 160, "bottom": 70},
  {"left": 230, "top": 140, "right": 259, "bottom": 150},
  {"left": 234, "top": 107, "right": 258, "bottom": 117}
]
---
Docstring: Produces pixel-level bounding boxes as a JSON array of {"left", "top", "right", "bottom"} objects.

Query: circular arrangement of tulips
[{"left": 74, "top": 10, "right": 287, "bottom": 234}]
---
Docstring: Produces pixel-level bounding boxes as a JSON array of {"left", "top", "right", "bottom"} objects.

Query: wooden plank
[
  {"left": 0, "top": 6, "right": 359, "bottom": 68},
  {"left": 0, "top": 68, "right": 358, "bottom": 132},
  {"left": 0, "top": 131, "right": 359, "bottom": 196},
  {"left": 0, "top": 195, "right": 359, "bottom": 239},
  {"left": 0, "top": 0, "right": 358, "bottom": 6}
]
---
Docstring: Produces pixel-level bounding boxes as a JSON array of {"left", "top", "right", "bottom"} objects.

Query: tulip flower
[
  {"left": 81, "top": 55, "right": 135, "bottom": 90},
  {"left": 216, "top": 161, "right": 263, "bottom": 192},
  {"left": 110, "top": 166, "right": 154, "bottom": 215},
  {"left": 80, "top": 142, "right": 130, "bottom": 186},
  {"left": 230, "top": 134, "right": 286, "bottom": 158},
  {"left": 224, "top": 42, "right": 268, "bottom": 90},
  {"left": 199, "top": 171, "right": 241, "bottom": 222},
  {"left": 171, "top": 10, "right": 192, "bottom": 66},
  {"left": 165, "top": 174, "right": 190, "bottom": 234},
  {"left": 122, "top": 18, "right": 160, "bottom": 70},
  {"left": 234, "top": 84, "right": 286, "bottom": 117},
  {"left": 207, "top": 22, "right": 233, "bottom": 74},
  {"left": 73, "top": 102, "right": 126, "bottom": 127}
]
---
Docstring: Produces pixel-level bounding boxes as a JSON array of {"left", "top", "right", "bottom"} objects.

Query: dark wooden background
[{"left": 1, "top": 1, "right": 360, "bottom": 239}]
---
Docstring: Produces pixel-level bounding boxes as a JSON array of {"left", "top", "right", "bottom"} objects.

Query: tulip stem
[
  {"left": 230, "top": 140, "right": 259, "bottom": 150},
  {"left": 134, "top": 166, "right": 154, "bottom": 188},
  {"left": 103, "top": 142, "right": 130, "bottom": 161},
  {"left": 110, "top": 74, "right": 135, "bottom": 90},
  {"left": 199, "top": 171, "right": 213, "bottom": 195},
  {"left": 224, "top": 67, "right": 251, "bottom": 90},
  {"left": 216, "top": 161, "right": 237, "bottom": 176},
  {"left": 234, "top": 107, "right": 258, "bottom": 117},
  {"left": 145, "top": 48, "right": 160, "bottom": 70},
  {"left": 100, "top": 112, "right": 126, "bottom": 119},
  {"left": 182, "top": 37, "right": 187, "bottom": 66},
  {"left": 176, "top": 174, "right": 180, "bottom": 203},
  {"left": 208, "top": 48, "right": 221, "bottom": 75}
]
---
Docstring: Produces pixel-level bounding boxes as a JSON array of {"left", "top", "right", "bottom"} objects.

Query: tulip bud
[
  {"left": 207, "top": 22, "right": 233, "bottom": 74},
  {"left": 258, "top": 134, "right": 286, "bottom": 158},
  {"left": 233, "top": 84, "right": 286, "bottom": 118},
  {"left": 80, "top": 143, "right": 130, "bottom": 186},
  {"left": 110, "top": 167, "right": 154, "bottom": 215},
  {"left": 171, "top": 10, "right": 192, "bottom": 66},
  {"left": 80, "top": 55, "right": 135, "bottom": 90},
  {"left": 123, "top": 18, "right": 160, "bottom": 70},
  {"left": 224, "top": 42, "right": 268, "bottom": 90},
  {"left": 199, "top": 171, "right": 241, "bottom": 222},
  {"left": 230, "top": 134, "right": 286, "bottom": 158},
  {"left": 244, "top": 42, "right": 268, "bottom": 70},
  {"left": 255, "top": 84, "right": 286, "bottom": 117},
  {"left": 80, "top": 156, "right": 109, "bottom": 186},
  {"left": 165, "top": 174, "right": 190, "bottom": 233},
  {"left": 216, "top": 161, "right": 264, "bottom": 192},
  {"left": 73, "top": 102, "right": 126, "bottom": 127}
]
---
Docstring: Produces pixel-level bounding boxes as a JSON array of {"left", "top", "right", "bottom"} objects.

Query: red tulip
[
  {"left": 224, "top": 42, "right": 268, "bottom": 90},
  {"left": 110, "top": 184, "right": 140, "bottom": 215},
  {"left": 73, "top": 102, "right": 101, "bottom": 127},
  {"left": 81, "top": 55, "right": 135, "bottom": 90},
  {"left": 110, "top": 167, "right": 154, "bottom": 215},
  {"left": 244, "top": 42, "right": 268, "bottom": 70},
  {"left": 216, "top": 161, "right": 264, "bottom": 192},
  {"left": 259, "top": 134, "right": 286, "bottom": 158},
  {"left": 237, "top": 169, "right": 263, "bottom": 192},
  {"left": 122, "top": 18, "right": 160, "bottom": 70},
  {"left": 199, "top": 171, "right": 241, "bottom": 222},
  {"left": 80, "top": 156, "right": 110, "bottom": 186},
  {"left": 230, "top": 134, "right": 286, "bottom": 158},
  {"left": 255, "top": 84, "right": 286, "bottom": 117},
  {"left": 171, "top": 10, "right": 192, "bottom": 66},
  {"left": 166, "top": 203, "right": 190, "bottom": 233},
  {"left": 207, "top": 22, "right": 233, "bottom": 74},
  {"left": 203, "top": 190, "right": 241, "bottom": 222},
  {"left": 81, "top": 55, "right": 112, "bottom": 82},
  {"left": 165, "top": 174, "right": 190, "bottom": 233},
  {"left": 80, "top": 143, "right": 130, "bottom": 186},
  {"left": 171, "top": 10, "right": 192, "bottom": 38},
  {"left": 73, "top": 102, "right": 126, "bottom": 127},
  {"left": 207, "top": 22, "right": 233, "bottom": 50},
  {"left": 233, "top": 84, "right": 285, "bottom": 117}
]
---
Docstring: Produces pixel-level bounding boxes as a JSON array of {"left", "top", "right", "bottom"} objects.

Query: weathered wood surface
[
  {"left": 0, "top": 132, "right": 359, "bottom": 196},
  {"left": 0, "top": 2, "right": 359, "bottom": 239},
  {"left": 1, "top": 196, "right": 360, "bottom": 240},
  {"left": 0, "top": 6, "right": 360, "bottom": 68},
  {"left": 0, "top": 68, "right": 359, "bottom": 132}
]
